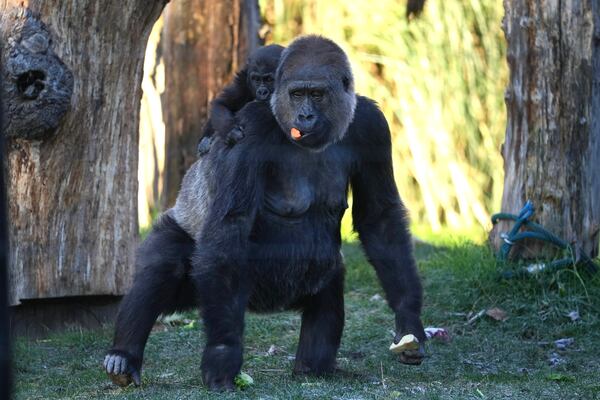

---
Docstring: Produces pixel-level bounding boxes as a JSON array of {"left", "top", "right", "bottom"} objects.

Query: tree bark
[
  {"left": 490, "top": 0, "right": 600, "bottom": 259},
  {"left": 1, "top": 1, "right": 167, "bottom": 305},
  {"left": 161, "top": 0, "right": 260, "bottom": 208},
  {"left": 0, "top": 45, "right": 11, "bottom": 399}
]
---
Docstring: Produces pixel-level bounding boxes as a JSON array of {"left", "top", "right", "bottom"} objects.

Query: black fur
[
  {"left": 105, "top": 36, "right": 425, "bottom": 391},
  {"left": 197, "top": 44, "right": 285, "bottom": 154},
  {"left": 105, "top": 214, "right": 196, "bottom": 386}
]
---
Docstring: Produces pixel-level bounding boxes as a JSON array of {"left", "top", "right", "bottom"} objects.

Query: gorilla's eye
[
  {"left": 310, "top": 90, "right": 324, "bottom": 101},
  {"left": 290, "top": 90, "right": 303, "bottom": 98},
  {"left": 265, "top": 76, "right": 274, "bottom": 83}
]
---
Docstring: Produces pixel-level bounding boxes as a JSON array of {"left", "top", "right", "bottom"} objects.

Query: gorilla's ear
[{"left": 342, "top": 76, "right": 351, "bottom": 92}]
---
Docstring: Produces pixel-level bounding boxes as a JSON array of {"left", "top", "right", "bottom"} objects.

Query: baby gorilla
[{"left": 197, "top": 44, "right": 285, "bottom": 154}]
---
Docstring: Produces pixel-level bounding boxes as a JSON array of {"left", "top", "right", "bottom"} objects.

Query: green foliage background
[{"left": 260, "top": 0, "right": 508, "bottom": 234}]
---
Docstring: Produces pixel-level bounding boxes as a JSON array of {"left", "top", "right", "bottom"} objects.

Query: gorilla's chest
[
  {"left": 247, "top": 145, "right": 350, "bottom": 311},
  {"left": 261, "top": 146, "right": 350, "bottom": 219}
]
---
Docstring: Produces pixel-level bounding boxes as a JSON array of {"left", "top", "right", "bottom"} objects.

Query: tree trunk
[
  {"left": 490, "top": 0, "right": 600, "bottom": 258},
  {"left": 161, "top": 0, "right": 260, "bottom": 208},
  {"left": 1, "top": 1, "right": 167, "bottom": 305},
  {"left": 0, "top": 47, "right": 11, "bottom": 399}
]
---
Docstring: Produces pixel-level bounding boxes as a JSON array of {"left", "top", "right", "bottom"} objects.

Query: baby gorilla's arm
[{"left": 197, "top": 69, "right": 252, "bottom": 156}]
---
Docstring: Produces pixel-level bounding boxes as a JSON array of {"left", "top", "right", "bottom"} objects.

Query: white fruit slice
[{"left": 389, "top": 334, "right": 419, "bottom": 353}]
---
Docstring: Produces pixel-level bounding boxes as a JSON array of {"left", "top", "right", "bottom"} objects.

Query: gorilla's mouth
[
  {"left": 288, "top": 129, "right": 330, "bottom": 151},
  {"left": 291, "top": 128, "right": 303, "bottom": 139},
  {"left": 255, "top": 90, "right": 271, "bottom": 101},
  {"left": 290, "top": 128, "right": 320, "bottom": 142}
]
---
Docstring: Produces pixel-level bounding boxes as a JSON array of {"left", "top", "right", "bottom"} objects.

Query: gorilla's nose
[
  {"left": 256, "top": 87, "right": 269, "bottom": 100},
  {"left": 296, "top": 113, "right": 316, "bottom": 132}
]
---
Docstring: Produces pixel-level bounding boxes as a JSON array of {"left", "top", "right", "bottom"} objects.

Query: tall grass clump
[{"left": 261, "top": 0, "right": 507, "bottom": 236}]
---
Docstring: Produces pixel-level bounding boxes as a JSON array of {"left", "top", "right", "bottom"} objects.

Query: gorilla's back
[{"left": 171, "top": 156, "right": 215, "bottom": 239}]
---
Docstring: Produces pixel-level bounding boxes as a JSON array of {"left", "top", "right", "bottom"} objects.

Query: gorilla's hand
[
  {"left": 104, "top": 350, "right": 142, "bottom": 387},
  {"left": 197, "top": 136, "right": 213, "bottom": 156},
  {"left": 394, "top": 333, "right": 425, "bottom": 365},
  {"left": 226, "top": 125, "right": 245, "bottom": 146},
  {"left": 394, "top": 312, "right": 426, "bottom": 365},
  {"left": 392, "top": 332, "right": 426, "bottom": 365}
]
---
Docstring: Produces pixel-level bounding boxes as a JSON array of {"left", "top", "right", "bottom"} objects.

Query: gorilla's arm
[
  {"left": 350, "top": 100, "right": 426, "bottom": 349},
  {"left": 198, "top": 69, "right": 254, "bottom": 153},
  {"left": 190, "top": 131, "right": 266, "bottom": 388},
  {"left": 194, "top": 134, "right": 264, "bottom": 270},
  {"left": 209, "top": 69, "right": 254, "bottom": 136},
  {"left": 195, "top": 101, "right": 275, "bottom": 253}
]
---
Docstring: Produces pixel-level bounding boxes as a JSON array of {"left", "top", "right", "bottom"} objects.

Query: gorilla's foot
[
  {"left": 204, "top": 374, "right": 236, "bottom": 392},
  {"left": 201, "top": 344, "right": 242, "bottom": 392},
  {"left": 293, "top": 357, "right": 336, "bottom": 377},
  {"left": 103, "top": 350, "right": 142, "bottom": 387},
  {"left": 398, "top": 343, "right": 426, "bottom": 365}
]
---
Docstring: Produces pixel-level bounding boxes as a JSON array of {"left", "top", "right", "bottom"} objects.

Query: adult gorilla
[{"left": 104, "top": 35, "right": 425, "bottom": 391}]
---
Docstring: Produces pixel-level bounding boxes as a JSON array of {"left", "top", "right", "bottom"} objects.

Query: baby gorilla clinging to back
[{"left": 197, "top": 44, "right": 285, "bottom": 154}]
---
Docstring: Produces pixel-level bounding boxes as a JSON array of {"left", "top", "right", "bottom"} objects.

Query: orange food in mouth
[{"left": 291, "top": 127, "right": 302, "bottom": 140}]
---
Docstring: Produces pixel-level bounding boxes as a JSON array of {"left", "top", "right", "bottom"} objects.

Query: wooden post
[
  {"left": 0, "top": 44, "right": 11, "bottom": 399},
  {"left": 0, "top": 1, "right": 167, "bottom": 306},
  {"left": 161, "top": 0, "right": 260, "bottom": 208},
  {"left": 490, "top": 0, "right": 600, "bottom": 258}
]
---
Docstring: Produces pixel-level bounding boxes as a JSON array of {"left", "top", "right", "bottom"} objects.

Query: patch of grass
[{"left": 12, "top": 234, "right": 600, "bottom": 400}]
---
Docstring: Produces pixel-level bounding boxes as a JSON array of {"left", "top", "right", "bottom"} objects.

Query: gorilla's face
[
  {"left": 246, "top": 45, "right": 285, "bottom": 102},
  {"left": 279, "top": 70, "right": 340, "bottom": 150},
  {"left": 271, "top": 37, "right": 356, "bottom": 152},
  {"left": 247, "top": 67, "right": 275, "bottom": 101}
]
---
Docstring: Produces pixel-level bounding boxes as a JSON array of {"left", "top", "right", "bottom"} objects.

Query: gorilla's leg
[
  {"left": 294, "top": 268, "right": 345, "bottom": 376},
  {"left": 104, "top": 214, "right": 196, "bottom": 387},
  {"left": 194, "top": 261, "right": 249, "bottom": 391}
]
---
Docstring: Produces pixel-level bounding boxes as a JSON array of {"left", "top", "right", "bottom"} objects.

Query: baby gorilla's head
[{"left": 246, "top": 45, "right": 285, "bottom": 101}]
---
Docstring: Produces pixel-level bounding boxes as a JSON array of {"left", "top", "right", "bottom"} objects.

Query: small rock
[
  {"left": 486, "top": 307, "right": 508, "bottom": 322},
  {"left": 548, "top": 352, "right": 565, "bottom": 367},
  {"left": 266, "top": 344, "right": 277, "bottom": 356},
  {"left": 554, "top": 337, "right": 574, "bottom": 350},
  {"left": 370, "top": 294, "right": 383, "bottom": 302},
  {"left": 567, "top": 310, "right": 580, "bottom": 321}
]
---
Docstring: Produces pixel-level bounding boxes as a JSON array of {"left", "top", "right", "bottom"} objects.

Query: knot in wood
[{"left": 2, "top": 8, "right": 73, "bottom": 140}]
